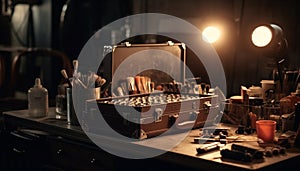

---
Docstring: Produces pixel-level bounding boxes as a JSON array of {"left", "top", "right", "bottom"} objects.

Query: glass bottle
[{"left": 28, "top": 78, "right": 48, "bottom": 117}]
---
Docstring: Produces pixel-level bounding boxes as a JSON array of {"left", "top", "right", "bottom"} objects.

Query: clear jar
[{"left": 55, "top": 83, "right": 68, "bottom": 115}]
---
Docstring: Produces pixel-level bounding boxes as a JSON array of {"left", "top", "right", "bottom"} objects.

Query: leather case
[{"left": 88, "top": 93, "right": 219, "bottom": 139}]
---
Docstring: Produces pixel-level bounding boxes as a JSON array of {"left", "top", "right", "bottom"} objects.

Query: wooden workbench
[{"left": 2, "top": 107, "right": 300, "bottom": 171}]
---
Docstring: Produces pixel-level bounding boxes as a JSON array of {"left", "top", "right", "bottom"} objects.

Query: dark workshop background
[{"left": 1, "top": 0, "right": 299, "bottom": 97}]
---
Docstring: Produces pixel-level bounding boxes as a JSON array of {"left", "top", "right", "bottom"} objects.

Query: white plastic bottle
[{"left": 28, "top": 78, "right": 49, "bottom": 117}]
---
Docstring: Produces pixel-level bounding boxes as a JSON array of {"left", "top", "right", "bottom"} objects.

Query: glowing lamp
[
  {"left": 251, "top": 26, "right": 273, "bottom": 47},
  {"left": 251, "top": 24, "right": 288, "bottom": 60},
  {"left": 202, "top": 26, "right": 221, "bottom": 43},
  {"left": 251, "top": 24, "right": 289, "bottom": 93}
]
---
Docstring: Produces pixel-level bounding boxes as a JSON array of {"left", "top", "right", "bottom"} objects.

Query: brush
[{"left": 60, "top": 69, "right": 72, "bottom": 88}]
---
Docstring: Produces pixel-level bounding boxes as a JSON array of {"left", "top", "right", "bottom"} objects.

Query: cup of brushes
[{"left": 60, "top": 60, "right": 106, "bottom": 125}]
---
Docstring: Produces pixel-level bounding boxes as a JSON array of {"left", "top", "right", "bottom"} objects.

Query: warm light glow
[
  {"left": 251, "top": 26, "right": 273, "bottom": 47},
  {"left": 202, "top": 26, "right": 221, "bottom": 43}
]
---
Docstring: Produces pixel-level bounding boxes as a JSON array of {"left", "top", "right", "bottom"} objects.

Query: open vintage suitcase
[
  {"left": 87, "top": 41, "right": 219, "bottom": 139},
  {"left": 91, "top": 93, "right": 219, "bottom": 139}
]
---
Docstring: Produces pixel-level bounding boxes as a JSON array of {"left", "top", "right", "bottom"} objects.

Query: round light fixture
[
  {"left": 251, "top": 26, "right": 272, "bottom": 47},
  {"left": 251, "top": 24, "right": 288, "bottom": 59},
  {"left": 251, "top": 23, "right": 288, "bottom": 93}
]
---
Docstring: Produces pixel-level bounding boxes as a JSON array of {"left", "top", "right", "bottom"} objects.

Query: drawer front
[
  {"left": 48, "top": 137, "right": 115, "bottom": 171},
  {"left": 3, "top": 130, "right": 49, "bottom": 170}
]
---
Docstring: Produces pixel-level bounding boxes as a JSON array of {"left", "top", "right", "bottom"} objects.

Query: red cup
[{"left": 256, "top": 120, "right": 276, "bottom": 143}]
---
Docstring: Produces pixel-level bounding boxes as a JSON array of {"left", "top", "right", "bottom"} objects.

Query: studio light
[
  {"left": 251, "top": 24, "right": 288, "bottom": 60},
  {"left": 251, "top": 23, "right": 289, "bottom": 93}
]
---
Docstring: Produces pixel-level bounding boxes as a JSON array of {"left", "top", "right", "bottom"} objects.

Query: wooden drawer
[{"left": 48, "top": 136, "right": 115, "bottom": 171}]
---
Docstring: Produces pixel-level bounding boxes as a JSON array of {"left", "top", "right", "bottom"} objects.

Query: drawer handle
[
  {"left": 90, "top": 158, "right": 105, "bottom": 167},
  {"left": 90, "top": 158, "right": 96, "bottom": 164},
  {"left": 56, "top": 149, "right": 63, "bottom": 155},
  {"left": 13, "top": 147, "right": 25, "bottom": 154}
]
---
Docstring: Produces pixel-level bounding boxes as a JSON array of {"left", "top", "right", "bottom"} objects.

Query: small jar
[{"left": 55, "top": 83, "right": 68, "bottom": 115}]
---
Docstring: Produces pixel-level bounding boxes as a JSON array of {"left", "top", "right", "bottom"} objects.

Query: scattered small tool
[{"left": 196, "top": 142, "right": 220, "bottom": 154}]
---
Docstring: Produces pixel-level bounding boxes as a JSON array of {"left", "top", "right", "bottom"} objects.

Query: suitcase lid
[{"left": 110, "top": 41, "right": 186, "bottom": 94}]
